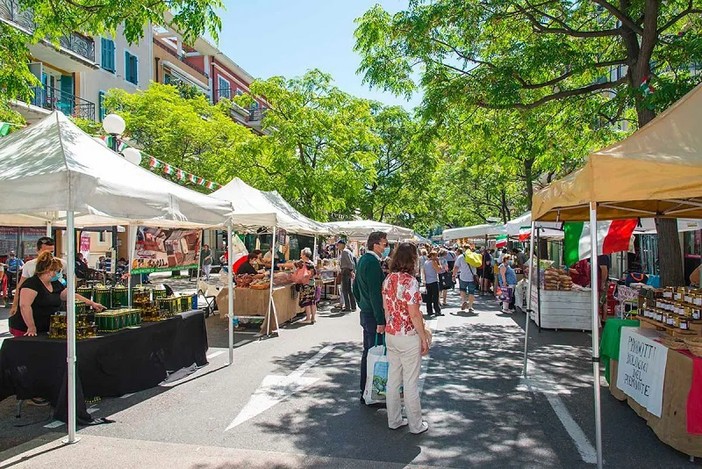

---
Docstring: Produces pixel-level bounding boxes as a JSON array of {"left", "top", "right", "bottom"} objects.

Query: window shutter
[
  {"left": 133, "top": 55, "right": 138, "bottom": 85},
  {"left": 108, "top": 40, "right": 115, "bottom": 72},
  {"left": 98, "top": 91, "right": 105, "bottom": 121},
  {"left": 125, "top": 51, "right": 130, "bottom": 81}
]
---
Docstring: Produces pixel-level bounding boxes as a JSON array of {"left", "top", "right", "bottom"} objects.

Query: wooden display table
[
  {"left": 216, "top": 285, "right": 300, "bottom": 333},
  {"left": 529, "top": 288, "right": 592, "bottom": 331}
]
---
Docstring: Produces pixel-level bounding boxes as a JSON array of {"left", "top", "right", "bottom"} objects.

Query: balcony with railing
[
  {"left": 30, "top": 85, "right": 96, "bottom": 121},
  {"left": 154, "top": 39, "right": 209, "bottom": 80},
  {"left": 0, "top": 0, "right": 95, "bottom": 63}
]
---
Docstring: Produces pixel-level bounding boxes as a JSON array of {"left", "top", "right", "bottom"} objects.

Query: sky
[{"left": 216, "top": 0, "right": 420, "bottom": 109}]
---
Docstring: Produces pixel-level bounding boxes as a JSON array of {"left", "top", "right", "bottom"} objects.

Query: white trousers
[{"left": 386, "top": 333, "right": 424, "bottom": 432}]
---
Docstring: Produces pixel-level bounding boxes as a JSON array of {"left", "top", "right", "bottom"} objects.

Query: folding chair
[{"left": 197, "top": 280, "right": 221, "bottom": 317}]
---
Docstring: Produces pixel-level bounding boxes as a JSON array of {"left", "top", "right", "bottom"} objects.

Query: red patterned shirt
[{"left": 382, "top": 272, "right": 422, "bottom": 336}]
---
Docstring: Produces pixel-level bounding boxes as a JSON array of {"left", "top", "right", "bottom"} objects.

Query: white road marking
[
  {"left": 225, "top": 345, "right": 335, "bottom": 431},
  {"left": 44, "top": 420, "right": 63, "bottom": 429},
  {"left": 120, "top": 393, "right": 135, "bottom": 399},
  {"left": 520, "top": 362, "right": 598, "bottom": 465},
  {"left": 207, "top": 351, "right": 225, "bottom": 360}
]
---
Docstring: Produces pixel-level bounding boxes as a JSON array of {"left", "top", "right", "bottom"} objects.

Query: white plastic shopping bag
[{"left": 363, "top": 337, "right": 388, "bottom": 405}]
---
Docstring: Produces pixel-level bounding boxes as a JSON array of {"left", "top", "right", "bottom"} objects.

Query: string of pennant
[{"left": 100, "top": 135, "right": 221, "bottom": 191}]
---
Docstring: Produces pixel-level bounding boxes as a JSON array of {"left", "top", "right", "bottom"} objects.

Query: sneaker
[
  {"left": 411, "top": 421, "right": 429, "bottom": 434},
  {"left": 436, "top": 312, "right": 445, "bottom": 316},
  {"left": 389, "top": 418, "right": 409, "bottom": 430}
]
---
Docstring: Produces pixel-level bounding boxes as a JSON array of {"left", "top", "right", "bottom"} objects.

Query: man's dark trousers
[
  {"left": 360, "top": 312, "right": 384, "bottom": 395},
  {"left": 341, "top": 269, "right": 356, "bottom": 311}
]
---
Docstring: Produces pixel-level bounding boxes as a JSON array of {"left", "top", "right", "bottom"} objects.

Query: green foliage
[
  {"left": 0, "top": 0, "right": 222, "bottom": 120},
  {"left": 102, "top": 83, "right": 254, "bottom": 191}
]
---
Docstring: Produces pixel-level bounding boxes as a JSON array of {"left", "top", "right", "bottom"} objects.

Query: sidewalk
[{"left": 0, "top": 434, "right": 433, "bottom": 469}]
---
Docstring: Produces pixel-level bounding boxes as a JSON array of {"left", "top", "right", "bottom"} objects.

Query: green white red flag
[
  {"left": 495, "top": 234, "right": 508, "bottom": 248},
  {"left": 564, "top": 219, "right": 637, "bottom": 266},
  {"left": 518, "top": 226, "right": 531, "bottom": 241}
]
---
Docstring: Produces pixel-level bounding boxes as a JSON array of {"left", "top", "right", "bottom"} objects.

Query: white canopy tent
[
  {"left": 0, "top": 111, "right": 236, "bottom": 443},
  {"left": 212, "top": 178, "right": 331, "bottom": 335},
  {"left": 442, "top": 223, "right": 507, "bottom": 240},
  {"left": 322, "top": 220, "right": 414, "bottom": 242},
  {"left": 504, "top": 212, "right": 563, "bottom": 239}
]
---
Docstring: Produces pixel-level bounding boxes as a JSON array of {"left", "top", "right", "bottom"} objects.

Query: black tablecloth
[{"left": 0, "top": 310, "right": 208, "bottom": 422}]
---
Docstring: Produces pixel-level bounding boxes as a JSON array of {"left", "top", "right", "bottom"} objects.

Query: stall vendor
[
  {"left": 237, "top": 250, "right": 262, "bottom": 275},
  {"left": 569, "top": 259, "right": 591, "bottom": 287},
  {"left": 9, "top": 252, "right": 106, "bottom": 337}
]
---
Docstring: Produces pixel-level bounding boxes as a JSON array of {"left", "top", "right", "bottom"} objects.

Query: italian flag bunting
[
  {"left": 639, "top": 76, "right": 655, "bottom": 96},
  {"left": 0, "top": 122, "right": 11, "bottom": 137},
  {"left": 518, "top": 226, "right": 531, "bottom": 241},
  {"left": 163, "top": 164, "right": 174, "bottom": 175},
  {"left": 188, "top": 173, "right": 198, "bottom": 183},
  {"left": 176, "top": 168, "right": 185, "bottom": 180},
  {"left": 495, "top": 234, "right": 508, "bottom": 248},
  {"left": 564, "top": 219, "right": 637, "bottom": 266}
]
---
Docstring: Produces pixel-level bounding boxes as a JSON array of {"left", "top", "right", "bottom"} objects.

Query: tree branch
[
  {"left": 592, "top": 0, "right": 644, "bottom": 35},
  {"left": 658, "top": 1, "right": 702, "bottom": 34},
  {"left": 514, "top": 59, "right": 628, "bottom": 89},
  {"left": 515, "top": 2, "right": 620, "bottom": 37},
  {"left": 475, "top": 77, "right": 628, "bottom": 110}
]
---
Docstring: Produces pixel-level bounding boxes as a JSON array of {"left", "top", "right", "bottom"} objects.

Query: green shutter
[
  {"left": 101, "top": 38, "right": 115, "bottom": 72},
  {"left": 98, "top": 91, "right": 105, "bottom": 121}
]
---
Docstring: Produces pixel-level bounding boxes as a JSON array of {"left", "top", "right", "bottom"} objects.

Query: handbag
[
  {"left": 291, "top": 264, "right": 311, "bottom": 284},
  {"left": 439, "top": 272, "right": 454, "bottom": 290},
  {"left": 363, "top": 335, "right": 388, "bottom": 405}
]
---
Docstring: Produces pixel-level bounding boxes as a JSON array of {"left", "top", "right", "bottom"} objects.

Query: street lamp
[
  {"left": 122, "top": 147, "right": 142, "bottom": 165},
  {"left": 102, "top": 113, "right": 126, "bottom": 152}
]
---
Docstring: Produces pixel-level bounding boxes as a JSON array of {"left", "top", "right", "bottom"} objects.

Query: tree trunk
[{"left": 655, "top": 218, "right": 685, "bottom": 286}]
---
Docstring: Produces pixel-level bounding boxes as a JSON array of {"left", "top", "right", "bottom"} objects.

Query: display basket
[
  {"left": 683, "top": 336, "right": 702, "bottom": 357},
  {"left": 661, "top": 335, "right": 688, "bottom": 351}
]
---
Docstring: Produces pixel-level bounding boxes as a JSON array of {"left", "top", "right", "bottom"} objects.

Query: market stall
[
  {"left": 212, "top": 178, "right": 331, "bottom": 334},
  {"left": 530, "top": 82, "right": 702, "bottom": 467},
  {"left": 0, "top": 111, "right": 235, "bottom": 442},
  {"left": 322, "top": 219, "right": 414, "bottom": 242}
]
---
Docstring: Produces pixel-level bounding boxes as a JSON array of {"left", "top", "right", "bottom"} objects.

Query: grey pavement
[{"left": 0, "top": 282, "right": 699, "bottom": 468}]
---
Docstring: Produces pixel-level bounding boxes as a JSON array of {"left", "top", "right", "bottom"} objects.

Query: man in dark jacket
[{"left": 353, "top": 231, "right": 387, "bottom": 404}]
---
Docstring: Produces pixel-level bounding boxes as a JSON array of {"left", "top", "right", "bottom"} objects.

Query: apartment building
[
  {"left": 83, "top": 26, "right": 153, "bottom": 122},
  {"left": 1, "top": 0, "right": 99, "bottom": 124}
]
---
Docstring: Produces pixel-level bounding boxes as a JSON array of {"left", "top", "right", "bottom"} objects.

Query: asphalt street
[{"left": 0, "top": 277, "right": 699, "bottom": 468}]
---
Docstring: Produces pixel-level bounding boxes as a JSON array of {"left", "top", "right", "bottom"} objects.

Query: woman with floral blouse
[{"left": 382, "top": 243, "right": 430, "bottom": 434}]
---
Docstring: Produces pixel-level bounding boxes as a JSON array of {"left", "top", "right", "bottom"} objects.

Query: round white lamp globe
[
  {"left": 102, "top": 113, "right": 126, "bottom": 135},
  {"left": 122, "top": 147, "right": 142, "bottom": 165}
]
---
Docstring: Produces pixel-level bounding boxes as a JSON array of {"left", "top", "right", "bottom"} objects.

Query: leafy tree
[
  {"left": 100, "top": 83, "right": 254, "bottom": 190},
  {"left": 241, "top": 70, "right": 379, "bottom": 220},
  {"left": 355, "top": 1, "right": 702, "bottom": 284},
  {"left": 1, "top": 0, "right": 222, "bottom": 111}
]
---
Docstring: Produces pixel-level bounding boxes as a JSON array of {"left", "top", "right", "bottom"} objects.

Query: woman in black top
[{"left": 9, "top": 252, "right": 105, "bottom": 337}]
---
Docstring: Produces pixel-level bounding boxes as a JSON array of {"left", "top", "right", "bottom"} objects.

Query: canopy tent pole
[
  {"left": 65, "top": 211, "right": 79, "bottom": 443},
  {"left": 266, "top": 225, "right": 280, "bottom": 336},
  {"left": 536, "top": 228, "right": 542, "bottom": 331},
  {"left": 127, "top": 225, "right": 137, "bottom": 307},
  {"left": 46, "top": 221, "right": 52, "bottom": 237},
  {"left": 227, "top": 225, "right": 234, "bottom": 366},
  {"left": 522, "top": 221, "right": 536, "bottom": 378},
  {"left": 313, "top": 236, "right": 318, "bottom": 264},
  {"left": 589, "top": 202, "right": 604, "bottom": 469}
]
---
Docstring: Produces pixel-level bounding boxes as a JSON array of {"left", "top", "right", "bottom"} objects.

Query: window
[
  {"left": 124, "top": 51, "right": 138, "bottom": 85},
  {"left": 101, "top": 38, "right": 115, "bottom": 72},
  {"left": 98, "top": 91, "right": 106, "bottom": 121},
  {"left": 235, "top": 89, "right": 243, "bottom": 96},
  {"left": 218, "top": 76, "right": 230, "bottom": 99},
  {"left": 99, "top": 231, "right": 106, "bottom": 243}
]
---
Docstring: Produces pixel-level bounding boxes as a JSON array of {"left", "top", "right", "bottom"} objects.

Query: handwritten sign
[{"left": 616, "top": 327, "right": 668, "bottom": 417}]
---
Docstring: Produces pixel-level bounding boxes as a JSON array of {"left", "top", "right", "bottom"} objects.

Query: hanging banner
[
  {"left": 79, "top": 233, "right": 91, "bottom": 256},
  {"left": 617, "top": 327, "right": 669, "bottom": 417},
  {"left": 131, "top": 226, "right": 202, "bottom": 274}
]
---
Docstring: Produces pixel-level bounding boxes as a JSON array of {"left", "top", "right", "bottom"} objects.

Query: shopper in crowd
[
  {"left": 352, "top": 231, "right": 387, "bottom": 405},
  {"left": 200, "top": 244, "right": 213, "bottom": 281},
  {"left": 296, "top": 247, "right": 320, "bottom": 324},
  {"left": 337, "top": 239, "right": 357, "bottom": 312},
  {"left": 438, "top": 249, "right": 451, "bottom": 306},
  {"left": 0, "top": 262, "right": 7, "bottom": 307},
  {"left": 423, "top": 251, "right": 443, "bottom": 317},
  {"left": 5, "top": 250, "right": 23, "bottom": 305},
  {"left": 9, "top": 252, "right": 105, "bottom": 337},
  {"left": 498, "top": 254, "right": 518, "bottom": 313},
  {"left": 75, "top": 253, "right": 90, "bottom": 279},
  {"left": 446, "top": 247, "right": 456, "bottom": 276},
  {"left": 418, "top": 249, "right": 428, "bottom": 285},
  {"left": 10, "top": 237, "right": 66, "bottom": 316},
  {"left": 382, "top": 242, "right": 430, "bottom": 434},
  {"left": 481, "top": 247, "right": 494, "bottom": 293},
  {"left": 452, "top": 247, "right": 477, "bottom": 312},
  {"left": 598, "top": 254, "right": 611, "bottom": 322}
]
